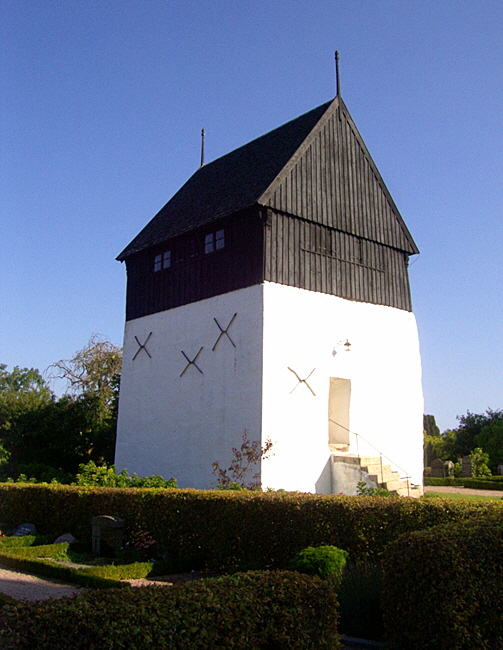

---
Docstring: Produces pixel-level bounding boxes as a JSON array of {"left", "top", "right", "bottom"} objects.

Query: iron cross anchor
[{"left": 288, "top": 367, "right": 316, "bottom": 396}]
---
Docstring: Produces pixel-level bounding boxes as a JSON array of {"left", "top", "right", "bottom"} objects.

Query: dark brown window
[
  {"left": 205, "top": 229, "right": 225, "bottom": 254},
  {"left": 154, "top": 250, "right": 171, "bottom": 272}
]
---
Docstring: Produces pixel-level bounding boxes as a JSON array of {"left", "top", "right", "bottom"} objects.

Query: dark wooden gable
[
  {"left": 119, "top": 96, "right": 419, "bottom": 321},
  {"left": 259, "top": 97, "right": 418, "bottom": 255}
]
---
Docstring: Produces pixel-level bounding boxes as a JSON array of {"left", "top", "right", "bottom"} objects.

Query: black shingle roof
[{"left": 117, "top": 100, "right": 333, "bottom": 260}]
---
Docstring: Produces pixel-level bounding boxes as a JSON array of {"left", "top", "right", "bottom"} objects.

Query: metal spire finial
[
  {"left": 200, "top": 128, "right": 205, "bottom": 167},
  {"left": 335, "top": 51, "right": 341, "bottom": 97}
]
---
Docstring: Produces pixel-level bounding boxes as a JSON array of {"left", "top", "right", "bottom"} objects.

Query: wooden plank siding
[
  {"left": 264, "top": 211, "right": 413, "bottom": 311},
  {"left": 124, "top": 210, "right": 263, "bottom": 321},
  {"left": 264, "top": 106, "right": 414, "bottom": 255}
]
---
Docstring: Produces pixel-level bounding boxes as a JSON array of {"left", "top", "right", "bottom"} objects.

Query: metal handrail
[{"left": 329, "top": 418, "right": 414, "bottom": 496}]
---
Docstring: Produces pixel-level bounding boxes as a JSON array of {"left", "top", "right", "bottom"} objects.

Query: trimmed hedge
[
  {"left": 425, "top": 476, "right": 503, "bottom": 490},
  {"left": 381, "top": 516, "right": 503, "bottom": 649},
  {"left": 0, "top": 543, "right": 150, "bottom": 589},
  {"left": 0, "top": 571, "right": 340, "bottom": 649},
  {"left": 0, "top": 484, "right": 501, "bottom": 570},
  {"left": 424, "top": 477, "right": 465, "bottom": 486}
]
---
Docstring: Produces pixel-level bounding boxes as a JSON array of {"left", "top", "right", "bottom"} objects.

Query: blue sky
[{"left": 1, "top": 0, "right": 502, "bottom": 433}]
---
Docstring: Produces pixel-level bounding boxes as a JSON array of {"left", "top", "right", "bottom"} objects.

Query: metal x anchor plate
[
  {"left": 180, "top": 347, "right": 204, "bottom": 377},
  {"left": 133, "top": 332, "right": 152, "bottom": 360},
  {"left": 288, "top": 367, "right": 316, "bottom": 396},
  {"left": 212, "top": 313, "right": 237, "bottom": 351}
]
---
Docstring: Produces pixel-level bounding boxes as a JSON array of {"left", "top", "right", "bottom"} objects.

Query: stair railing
[{"left": 329, "top": 418, "right": 413, "bottom": 497}]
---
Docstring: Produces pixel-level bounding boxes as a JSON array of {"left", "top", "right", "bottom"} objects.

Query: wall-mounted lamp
[{"left": 332, "top": 339, "right": 352, "bottom": 356}]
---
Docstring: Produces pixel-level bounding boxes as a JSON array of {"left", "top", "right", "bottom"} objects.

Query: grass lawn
[{"left": 424, "top": 491, "right": 503, "bottom": 502}]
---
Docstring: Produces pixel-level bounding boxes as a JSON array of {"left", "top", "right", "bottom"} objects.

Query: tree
[
  {"left": 0, "top": 364, "right": 55, "bottom": 467},
  {"left": 48, "top": 335, "right": 122, "bottom": 469},
  {"left": 51, "top": 334, "right": 122, "bottom": 412},
  {"left": 212, "top": 431, "right": 274, "bottom": 490},
  {"left": 469, "top": 447, "right": 491, "bottom": 478},
  {"left": 474, "top": 422, "right": 503, "bottom": 474},
  {"left": 423, "top": 414, "right": 442, "bottom": 466},
  {"left": 452, "top": 409, "right": 503, "bottom": 459},
  {"left": 1, "top": 336, "right": 122, "bottom": 479}
]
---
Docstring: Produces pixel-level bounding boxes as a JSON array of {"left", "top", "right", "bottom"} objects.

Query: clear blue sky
[{"left": 2, "top": 0, "right": 502, "bottom": 433}]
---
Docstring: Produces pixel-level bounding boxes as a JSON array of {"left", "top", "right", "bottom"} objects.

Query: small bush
[
  {"left": 74, "top": 461, "right": 177, "bottom": 488},
  {"left": 288, "top": 545, "right": 348, "bottom": 579},
  {"left": 0, "top": 571, "right": 340, "bottom": 649},
  {"left": 382, "top": 516, "right": 503, "bottom": 649},
  {"left": 356, "top": 482, "right": 394, "bottom": 497},
  {"left": 338, "top": 563, "right": 383, "bottom": 641}
]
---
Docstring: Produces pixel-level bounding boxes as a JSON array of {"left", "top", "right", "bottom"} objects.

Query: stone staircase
[{"left": 331, "top": 453, "right": 423, "bottom": 497}]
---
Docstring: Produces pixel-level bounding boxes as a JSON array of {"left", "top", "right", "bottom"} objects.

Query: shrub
[
  {"left": 74, "top": 461, "right": 177, "bottom": 488},
  {"left": 338, "top": 563, "right": 383, "bottom": 641},
  {"left": 356, "top": 481, "right": 394, "bottom": 497},
  {"left": 381, "top": 516, "right": 503, "bottom": 649},
  {"left": 288, "top": 545, "right": 348, "bottom": 579},
  {"left": 0, "top": 571, "right": 340, "bottom": 649},
  {"left": 0, "top": 484, "right": 501, "bottom": 570}
]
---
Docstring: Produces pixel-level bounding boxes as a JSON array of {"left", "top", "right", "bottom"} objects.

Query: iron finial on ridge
[{"left": 335, "top": 51, "right": 341, "bottom": 97}]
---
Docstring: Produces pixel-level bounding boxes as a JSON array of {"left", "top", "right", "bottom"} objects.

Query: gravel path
[
  {"left": 424, "top": 485, "right": 503, "bottom": 497},
  {"left": 0, "top": 566, "right": 84, "bottom": 601}
]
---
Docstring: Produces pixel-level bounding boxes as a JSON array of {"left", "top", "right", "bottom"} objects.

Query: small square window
[
  {"left": 154, "top": 254, "right": 162, "bottom": 272},
  {"left": 215, "top": 229, "right": 225, "bottom": 250},
  {"left": 205, "top": 233, "right": 214, "bottom": 254},
  {"left": 163, "top": 251, "right": 171, "bottom": 269}
]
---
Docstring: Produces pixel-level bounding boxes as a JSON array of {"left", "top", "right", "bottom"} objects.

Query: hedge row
[
  {"left": 0, "top": 571, "right": 340, "bottom": 650},
  {"left": 0, "top": 484, "right": 501, "bottom": 569},
  {"left": 425, "top": 476, "right": 503, "bottom": 490},
  {"left": 382, "top": 516, "right": 503, "bottom": 649}
]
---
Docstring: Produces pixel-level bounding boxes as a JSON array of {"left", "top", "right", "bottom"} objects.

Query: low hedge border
[
  {"left": 0, "top": 543, "right": 151, "bottom": 589},
  {"left": 0, "top": 570, "right": 340, "bottom": 650},
  {"left": 1, "top": 484, "right": 501, "bottom": 570},
  {"left": 381, "top": 515, "right": 503, "bottom": 649},
  {"left": 425, "top": 476, "right": 503, "bottom": 490}
]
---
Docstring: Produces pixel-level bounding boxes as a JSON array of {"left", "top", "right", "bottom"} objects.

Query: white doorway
[{"left": 328, "top": 377, "right": 351, "bottom": 450}]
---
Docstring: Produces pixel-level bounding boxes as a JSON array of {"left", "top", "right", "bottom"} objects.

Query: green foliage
[
  {"left": 50, "top": 334, "right": 122, "bottom": 411},
  {"left": 469, "top": 446, "right": 492, "bottom": 477},
  {"left": 74, "top": 461, "right": 177, "bottom": 488},
  {"left": 356, "top": 481, "right": 394, "bottom": 497},
  {"left": 1, "top": 462, "right": 75, "bottom": 484},
  {"left": 288, "top": 545, "right": 348, "bottom": 579},
  {"left": 212, "top": 430, "right": 273, "bottom": 489},
  {"left": 338, "top": 563, "right": 384, "bottom": 641},
  {"left": 0, "top": 338, "right": 122, "bottom": 479},
  {"left": 382, "top": 517, "right": 503, "bottom": 649},
  {"left": 454, "top": 408, "right": 503, "bottom": 458},
  {"left": 0, "top": 484, "right": 501, "bottom": 572},
  {"left": 0, "top": 571, "right": 340, "bottom": 650},
  {"left": 0, "top": 365, "right": 54, "bottom": 469},
  {"left": 474, "top": 421, "right": 503, "bottom": 473}
]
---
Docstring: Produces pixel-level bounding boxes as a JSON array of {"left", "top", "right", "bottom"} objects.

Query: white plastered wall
[
  {"left": 115, "top": 286, "right": 264, "bottom": 488},
  {"left": 116, "top": 282, "right": 424, "bottom": 492},
  {"left": 260, "top": 282, "right": 424, "bottom": 492}
]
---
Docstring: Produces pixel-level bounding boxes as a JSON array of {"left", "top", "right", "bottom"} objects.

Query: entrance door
[{"left": 328, "top": 378, "right": 351, "bottom": 449}]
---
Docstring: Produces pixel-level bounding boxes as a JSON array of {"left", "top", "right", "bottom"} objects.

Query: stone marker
[
  {"left": 444, "top": 460, "right": 454, "bottom": 478},
  {"left": 91, "top": 515, "right": 124, "bottom": 556},
  {"left": 462, "top": 455, "right": 472, "bottom": 478},
  {"left": 12, "top": 523, "right": 36, "bottom": 537},
  {"left": 430, "top": 458, "right": 445, "bottom": 478},
  {"left": 54, "top": 533, "right": 75, "bottom": 545}
]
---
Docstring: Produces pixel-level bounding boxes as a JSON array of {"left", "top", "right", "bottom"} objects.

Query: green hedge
[
  {"left": 0, "top": 543, "right": 151, "bottom": 589},
  {"left": 381, "top": 516, "right": 503, "bottom": 649},
  {"left": 425, "top": 476, "right": 503, "bottom": 490},
  {"left": 0, "top": 571, "right": 340, "bottom": 650},
  {"left": 424, "top": 477, "right": 465, "bottom": 486},
  {"left": 0, "top": 484, "right": 501, "bottom": 570}
]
